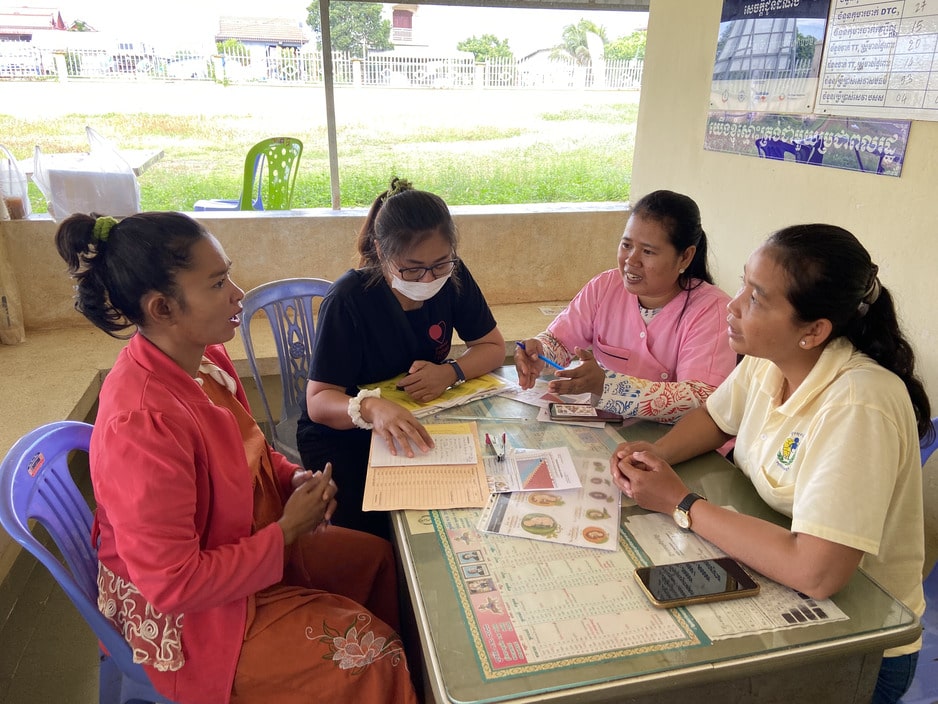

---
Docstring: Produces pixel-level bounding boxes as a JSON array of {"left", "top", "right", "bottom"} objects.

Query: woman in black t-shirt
[{"left": 297, "top": 178, "right": 505, "bottom": 538}]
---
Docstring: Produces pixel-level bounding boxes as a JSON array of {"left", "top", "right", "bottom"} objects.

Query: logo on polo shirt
[{"left": 776, "top": 432, "right": 804, "bottom": 469}]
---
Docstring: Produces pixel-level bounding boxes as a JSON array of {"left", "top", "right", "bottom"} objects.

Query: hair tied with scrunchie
[
  {"left": 380, "top": 177, "right": 413, "bottom": 205},
  {"left": 93, "top": 216, "right": 118, "bottom": 242},
  {"left": 857, "top": 264, "right": 881, "bottom": 317}
]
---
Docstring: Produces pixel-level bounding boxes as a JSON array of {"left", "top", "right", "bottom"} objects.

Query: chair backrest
[
  {"left": 923, "top": 448, "right": 938, "bottom": 580},
  {"left": 239, "top": 278, "right": 332, "bottom": 462},
  {"left": 239, "top": 137, "right": 303, "bottom": 211},
  {"left": 922, "top": 416, "right": 938, "bottom": 467},
  {"left": 0, "top": 421, "right": 160, "bottom": 693}
]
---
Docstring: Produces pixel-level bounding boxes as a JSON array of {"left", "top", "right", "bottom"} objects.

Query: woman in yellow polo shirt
[{"left": 610, "top": 223, "right": 933, "bottom": 704}]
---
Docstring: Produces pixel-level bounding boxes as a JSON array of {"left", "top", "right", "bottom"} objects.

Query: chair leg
[{"left": 99, "top": 652, "right": 122, "bottom": 704}]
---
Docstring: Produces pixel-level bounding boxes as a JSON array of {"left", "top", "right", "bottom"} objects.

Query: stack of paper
[
  {"left": 360, "top": 372, "right": 509, "bottom": 418},
  {"left": 362, "top": 423, "right": 490, "bottom": 511}
]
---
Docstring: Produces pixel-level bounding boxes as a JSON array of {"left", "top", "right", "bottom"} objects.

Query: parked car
[
  {"left": 107, "top": 53, "right": 157, "bottom": 75},
  {"left": 165, "top": 57, "right": 209, "bottom": 80}
]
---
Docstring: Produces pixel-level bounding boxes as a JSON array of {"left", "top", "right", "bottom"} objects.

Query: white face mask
[{"left": 390, "top": 272, "right": 451, "bottom": 301}]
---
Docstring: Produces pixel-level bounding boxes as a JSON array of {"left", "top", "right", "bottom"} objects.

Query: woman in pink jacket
[
  {"left": 55, "top": 211, "right": 417, "bottom": 704},
  {"left": 515, "top": 190, "right": 737, "bottom": 423}
]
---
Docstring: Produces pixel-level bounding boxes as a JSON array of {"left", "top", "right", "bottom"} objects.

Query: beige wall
[
  {"left": 633, "top": 0, "right": 938, "bottom": 409},
  {"left": 3, "top": 204, "right": 627, "bottom": 331}
]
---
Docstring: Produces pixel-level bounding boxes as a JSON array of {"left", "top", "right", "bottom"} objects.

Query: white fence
[{"left": 0, "top": 42, "right": 643, "bottom": 90}]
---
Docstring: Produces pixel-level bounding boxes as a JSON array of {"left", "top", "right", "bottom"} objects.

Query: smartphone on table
[
  {"left": 548, "top": 402, "right": 622, "bottom": 423},
  {"left": 634, "top": 557, "right": 760, "bottom": 608}
]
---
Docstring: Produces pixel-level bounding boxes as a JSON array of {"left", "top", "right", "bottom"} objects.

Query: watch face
[{"left": 672, "top": 508, "right": 690, "bottom": 529}]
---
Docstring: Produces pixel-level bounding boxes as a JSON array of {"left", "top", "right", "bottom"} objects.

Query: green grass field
[{"left": 1, "top": 87, "right": 639, "bottom": 213}]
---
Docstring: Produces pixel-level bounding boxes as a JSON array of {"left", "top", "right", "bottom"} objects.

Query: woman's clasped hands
[
  {"left": 610, "top": 442, "right": 690, "bottom": 515},
  {"left": 548, "top": 347, "right": 606, "bottom": 396},
  {"left": 279, "top": 463, "right": 338, "bottom": 544},
  {"left": 514, "top": 340, "right": 606, "bottom": 395}
]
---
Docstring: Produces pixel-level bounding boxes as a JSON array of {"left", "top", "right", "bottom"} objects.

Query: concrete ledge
[{"left": 1, "top": 203, "right": 627, "bottom": 331}]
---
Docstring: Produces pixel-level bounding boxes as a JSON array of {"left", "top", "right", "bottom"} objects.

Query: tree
[
  {"left": 794, "top": 32, "right": 816, "bottom": 70},
  {"left": 605, "top": 30, "right": 646, "bottom": 62},
  {"left": 551, "top": 19, "right": 607, "bottom": 65},
  {"left": 457, "top": 34, "right": 513, "bottom": 62},
  {"left": 67, "top": 20, "right": 94, "bottom": 31},
  {"left": 307, "top": 1, "right": 392, "bottom": 58}
]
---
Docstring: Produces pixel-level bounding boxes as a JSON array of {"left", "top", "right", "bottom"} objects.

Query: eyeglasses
[{"left": 396, "top": 259, "right": 459, "bottom": 282}]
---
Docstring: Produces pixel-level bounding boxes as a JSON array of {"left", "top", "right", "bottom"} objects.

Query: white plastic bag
[
  {"left": 0, "top": 144, "right": 32, "bottom": 220},
  {"left": 32, "top": 126, "right": 141, "bottom": 221}
]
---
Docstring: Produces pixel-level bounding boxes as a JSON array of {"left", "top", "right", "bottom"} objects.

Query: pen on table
[{"left": 515, "top": 340, "right": 564, "bottom": 371}]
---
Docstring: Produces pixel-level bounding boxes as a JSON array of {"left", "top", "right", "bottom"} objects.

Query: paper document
[
  {"left": 498, "top": 378, "right": 591, "bottom": 410},
  {"left": 370, "top": 432, "right": 478, "bottom": 467},
  {"left": 477, "top": 455, "right": 621, "bottom": 551},
  {"left": 362, "top": 423, "right": 490, "bottom": 511},
  {"left": 622, "top": 512, "right": 848, "bottom": 639},
  {"left": 484, "top": 447, "right": 581, "bottom": 493},
  {"left": 361, "top": 373, "right": 509, "bottom": 417}
]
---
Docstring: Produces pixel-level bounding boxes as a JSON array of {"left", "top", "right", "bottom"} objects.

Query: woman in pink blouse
[{"left": 515, "top": 190, "right": 736, "bottom": 423}]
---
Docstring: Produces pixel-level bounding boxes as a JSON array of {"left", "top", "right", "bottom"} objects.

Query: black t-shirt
[{"left": 297, "top": 262, "right": 497, "bottom": 436}]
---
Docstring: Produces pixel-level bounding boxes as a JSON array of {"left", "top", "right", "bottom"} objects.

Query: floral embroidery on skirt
[{"left": 308, "top": 613, "right": 406, "bottom": 674}]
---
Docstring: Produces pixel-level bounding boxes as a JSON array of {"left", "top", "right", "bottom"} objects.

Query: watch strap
[
  {"left": 446, "top": 358, "right": 466, "bottom": 385},
  {"left": 677, "top": 492, "right": 705, "bottom": 513}
]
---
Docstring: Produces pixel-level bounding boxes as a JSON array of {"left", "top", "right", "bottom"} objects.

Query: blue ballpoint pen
[{"left": 516, "top": 340, "right": 564, "bottom": 371}]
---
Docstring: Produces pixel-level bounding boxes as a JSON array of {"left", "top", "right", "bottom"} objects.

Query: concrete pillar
[
  {"left": 0, "top": 228, "right": 26, "bottom": 344},
  {"left": 54, "top": 52, "right": 68, "bottom": 83}
]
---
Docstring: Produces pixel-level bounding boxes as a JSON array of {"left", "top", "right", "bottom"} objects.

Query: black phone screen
[{"left": 635, "top": 557, "right": 758, "bottom": 604}]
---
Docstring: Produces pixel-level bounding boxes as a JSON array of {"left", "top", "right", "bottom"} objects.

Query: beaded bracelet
[{"left": 348, "top": 388, "right": 381, "bottom": 429}]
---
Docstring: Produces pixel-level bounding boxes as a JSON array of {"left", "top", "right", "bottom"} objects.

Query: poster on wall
[
  {"left": 710, "top": 0, "right": 832, "bottom": 114},
  {"left": 703, "top": 110, "right": 910, "bottom": 176},
  {"left": 816, "top": 0, "right": 938, "bottom": 121}
]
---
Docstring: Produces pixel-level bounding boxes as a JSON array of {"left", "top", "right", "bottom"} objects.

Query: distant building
[
  {"left": 0, "top": 5, "right": 65, "bottom": 41},
  {"left": 391, "top": 4, "right": 420, "bottom": 46},
  {"left": 216, "top": 16, "right": 308, "bottom": 58}
]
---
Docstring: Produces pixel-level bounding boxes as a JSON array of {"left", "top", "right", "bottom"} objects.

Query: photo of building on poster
[{"left": 710, "top": 0, "right": 832, "bottom": 114}]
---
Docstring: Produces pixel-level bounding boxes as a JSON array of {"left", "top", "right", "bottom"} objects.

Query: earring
[
  {"left": 799, "top": 339, "right": 807, "bottom": 347},
  {"left": 679, "top": 268, "right": 685, "bottom": 274}
]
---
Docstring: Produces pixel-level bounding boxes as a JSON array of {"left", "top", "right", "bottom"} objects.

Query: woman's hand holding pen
[
  {"left": 547, "top": 347, "right": 605, "bottom": 396},
  {"left": 363, "top": 396, "right": 435, "bottom": 458},
  {"left": 280, "top": 463, "right": 337, "bottom": 544},
  {"left": 610, "top": 444, "right": 687, "bottom": 514},
  {"left": 398, "top": 359, "right": 452, "bottom": 402},
  {"left": 514, "top": 337, "right": 547, "bottom": 389}
]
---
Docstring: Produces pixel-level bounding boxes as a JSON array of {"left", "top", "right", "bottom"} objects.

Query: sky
[{"left": 48, "top": 1, "right": 648, "bottom": 56}]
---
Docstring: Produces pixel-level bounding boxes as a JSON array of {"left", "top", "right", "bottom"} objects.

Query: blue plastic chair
[
  {"left": 239, "top": 277, "right": 332, "bottom": 465},
  {"left": 899, "top": 420, "right": 938, "bottom": 703},
  {"left": 0, "top": 421, "right": 176, "bottom": 704},
  {"left": 921, "top": 417, "right": 938, "bottom": 467},
  {"left": 193, "top": 136, "right": 302, "bottom": 211}
]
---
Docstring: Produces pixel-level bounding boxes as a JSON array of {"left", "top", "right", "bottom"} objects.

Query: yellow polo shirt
[{"left": 706, "top": 337, "right": 925, "bottom": 656}]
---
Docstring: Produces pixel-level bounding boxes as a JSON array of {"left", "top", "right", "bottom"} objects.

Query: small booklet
[{"left": 548, "top": 402, "right": 622, "bottom": 423}]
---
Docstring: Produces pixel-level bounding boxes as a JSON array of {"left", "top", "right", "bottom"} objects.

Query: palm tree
[{"left": 551, "top": 20, "right": 608, "bottom": 65}]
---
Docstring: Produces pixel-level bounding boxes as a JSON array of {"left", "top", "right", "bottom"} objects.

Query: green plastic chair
[{"left": 194, "top": 137, "right": 302, "bottom": 211}]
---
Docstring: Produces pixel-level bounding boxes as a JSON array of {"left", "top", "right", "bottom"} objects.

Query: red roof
[
  {"left": 216, "top": 16, "right": 307, "bottom": 46},
  {"left": 0, "top": 6, "right": 65, "bottom": 31}
]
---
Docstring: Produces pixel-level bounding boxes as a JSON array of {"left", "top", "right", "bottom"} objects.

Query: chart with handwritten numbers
[{"left": 818, "top": 0, "right": 938, "bottom": 119}]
